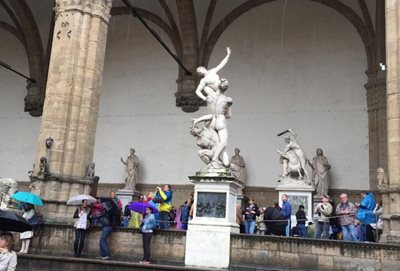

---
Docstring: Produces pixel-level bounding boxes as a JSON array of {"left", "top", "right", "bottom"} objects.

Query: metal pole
[
  {"left": 121, "top": 0, "right": 192, "bottom": 76},
  {"left": 0, "top": 60, "right": 36, "bottom": 83}
]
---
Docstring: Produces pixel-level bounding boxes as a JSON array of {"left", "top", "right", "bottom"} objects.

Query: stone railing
[{"left": 230, "top": 234, "right": 400, "bottom": 271}]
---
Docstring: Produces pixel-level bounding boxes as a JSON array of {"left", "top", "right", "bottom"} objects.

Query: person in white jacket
[
  {"left": 0, "top": 233, "right": 17, "bottom": 271},
  {"left": 314, "top": 195, "right": 332, "bottom": 239}
]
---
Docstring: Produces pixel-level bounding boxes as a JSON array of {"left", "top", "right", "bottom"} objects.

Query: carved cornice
[
  {"left": 55, "top": 0, "right": 112, "bottom": 23},
  {"left": 378, "top": 184, "right": 400, "bottom": 194}
]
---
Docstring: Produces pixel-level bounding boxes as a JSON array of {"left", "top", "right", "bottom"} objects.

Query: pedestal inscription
[{"left": 196, "top": 192, "right": 226, "bottom": 218}]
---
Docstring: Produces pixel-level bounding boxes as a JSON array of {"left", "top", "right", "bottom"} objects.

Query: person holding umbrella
[
  {"left": 18, "top": 203, "right": 35, "bottom": 254},
  {"left": 72, "top": 200, "right": 91, "bottom": 258},
  {"left": 139, "top": 206, "right": 156, "bottom": 265},
  {"left": 0, "top": 233, "right": 17, "bottom": 271}
]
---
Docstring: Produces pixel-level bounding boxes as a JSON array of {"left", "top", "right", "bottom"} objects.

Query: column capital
[{"left": 55, "top": 0, "right": 112, "bottom": 23}]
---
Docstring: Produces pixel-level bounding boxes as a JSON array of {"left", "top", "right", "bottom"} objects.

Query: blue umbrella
[
  {"left": 11, "top": 191, "right": 44, "bottom": 206},
  {"left": 128, "top": 202, "right": 158, "bottom": 215}
]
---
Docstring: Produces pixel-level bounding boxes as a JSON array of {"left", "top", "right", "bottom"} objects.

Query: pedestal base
[
  {"left": 116, "top": 189, "right": 140, "bottom": 208},
  {"left": 184, "top": 168, "right": 242, "bottom": 268}
]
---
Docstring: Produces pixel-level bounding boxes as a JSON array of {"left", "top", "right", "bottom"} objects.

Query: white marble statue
[
  {"left": 309, "top": 148, "right": 330, "bottom": 196},
  {"left": 377, "top": 167, "right": 387, "bottom": 186},
  {"left": 277, "top": 129, "right": 311, "bottom": 184},
  {"left": 0, "top": 177, "right": 18, "bottom": 210},
  {"left": 230, "top": 148, "right": 246, "bottom": 182},
  {"left": 120, "top": 148, "right": 139, "bottom": 191},
  {"left": 190, "top": 122, "right": 219, "bottom": 165},
  {"left": 192, "top": 78, "right": 233, "bottom": 169}
]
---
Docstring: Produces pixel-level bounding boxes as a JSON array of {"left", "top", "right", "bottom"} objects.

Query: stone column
[
  {"left": 30, "top": 0, "right": 112, "bottom": 223},
  {"left": 366, "top": 70, "right": 387, "bottom": 190},
  {"left": 380, "top": 0, "right": 400, "bottom": 243}
]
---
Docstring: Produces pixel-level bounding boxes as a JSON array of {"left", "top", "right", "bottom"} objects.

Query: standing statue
[
  {"left": 230, "top": 148, "right": 246, "bottom": 182},
  {"left": 120, "top": 148, "right": 139, "bottom": 191},
  {"left": 308, "top": 148, "right": 330, "bottom": 196},
  {"left": 277, "top": 129, "right": 311, "bottom": 184},
  {"left": 192, "top": 78, "right": 233, "bottom": 169}
]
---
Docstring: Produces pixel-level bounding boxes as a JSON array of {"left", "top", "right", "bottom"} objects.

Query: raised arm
[
  {"left": 195, "top": 78, "right": 207, "bottom": 101},
  {"left": 209, "top": 47, "right": 231, "bottom": 74}
]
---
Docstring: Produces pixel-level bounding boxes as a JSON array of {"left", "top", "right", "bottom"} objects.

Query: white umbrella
[{"left": 67, "top": 194, "right": 97, "bottom": 205}]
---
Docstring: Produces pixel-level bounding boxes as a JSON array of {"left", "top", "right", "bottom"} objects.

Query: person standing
[
  {"left": 280, "top": 194, "right": 292, "bottom": 236},
  {"left": 97, "top": 204, "right": 116, "bottom": 260},
  {"left": 336, "top": 193, "right": 357, "bottom": 241},
  {"left": 0, "top": 233, "right": 17, "bottom": 271},
  {"left": 110, "top": 191, "right": 122, "bottom": 209},
  {"left": 356, "top": 191, "right": 376, "bottom": 241},
  {"left": 155, "top": 185, "right": 173, "bottom": 230},
  {"left": 18, "top": 203, "right": 35, "bottom": 254},
  {"left": 73, "top": 200, "right": 90, "bottom": 257},
  {"left": 244, "top": 198, "right": 259, "bottom": 234},
  {"left": 314, "top": 195, "right": 333, "bottom": 239},
  {"left": 296, "top": 205, "right": 307, "bottom": 237},
  {"left": 139, "top": 207, "right": 156, "bottom": 264}
]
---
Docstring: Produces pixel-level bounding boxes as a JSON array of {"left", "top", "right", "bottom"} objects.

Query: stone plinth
[
  {"left": 185, "top": 168, "right": 243, "bottom": 268},
  {"left": 276, "top": 180, "right": 314, "bottom": 226},
  {"left": 116, "top": 189, "right": 141, "bottom": 208}
]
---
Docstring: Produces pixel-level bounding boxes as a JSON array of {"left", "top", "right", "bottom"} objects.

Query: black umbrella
[
  {"left": 0, "top": 209, "right": 32, "bottom": 232},
  {"left": 97, "top": 197, "right": 121, "bottom": 226}
]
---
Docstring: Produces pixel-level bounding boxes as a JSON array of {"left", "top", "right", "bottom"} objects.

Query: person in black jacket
[
  {"left": 296, "top": 205, "right": 307, "bottom": 237},
  {"left": 244, "top": 198, "right": 259, "bottom": 234},
  {"left": 264, "top": 201, "right": 287, "bottom": 236}
]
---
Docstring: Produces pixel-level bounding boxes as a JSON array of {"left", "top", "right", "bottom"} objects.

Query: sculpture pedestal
[
  {"left": 116, "top": 189, "right": 140, "bottom": 208},
  {"left": 185, "top": 168, "right": 243, "bottom": 269},
  {"left": 276, "top": 179, "right": 315, "bottom": 226}
]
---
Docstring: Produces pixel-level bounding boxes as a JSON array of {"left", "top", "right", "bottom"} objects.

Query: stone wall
[
  {"left": 15, "top": 224, "right": 400, "bottom": 270},
  {"left": 25, "top": 224, "right": 185, "bottom": 263},
  {"left": 230, "top": 234, "right": 400, "bottom": 271}
]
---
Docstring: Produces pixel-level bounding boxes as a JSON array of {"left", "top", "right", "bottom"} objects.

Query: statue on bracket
[
  {"left": 120, "top": 148, "right": 139, "bottom": 191},
  {"left": 277, "top": 129, "right": 311, "bottom": 185},
  {"left": 377, "top": 167, "right": 387, "bottom": 187},
  {"left": 191, "top": 47, "right": 233, "bottom": 170}
]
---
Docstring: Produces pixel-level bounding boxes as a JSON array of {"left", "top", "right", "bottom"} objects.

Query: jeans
[
  {"left": 315, "top": 221, "right": 330, "bottom": 239},
  {"left": 159, "top": 211, "right": 170, "bottom": 230},
  {"left": 142, "top": 232, "right": 152, "bottom": 261},
  {"left": 244, "top": 220, "right": 256, "bottom": 234},
  {"left": 342, "top": 224, "right": 357, "bottom": 241},
  {"left": 100, "top": 226, "right": 113, "bottom": 257},
  {"left": 74, "top": 229, "right": 86, "bottom": 257},
  {"left": 297, "top": 224, "right": 307, "bottom": 238}
]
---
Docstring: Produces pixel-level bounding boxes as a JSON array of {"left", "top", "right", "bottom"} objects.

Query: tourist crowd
[
  {"left": 235, "top": 192, "right": 383, "bottom": 242},
  {"left": 1, "top": 187, "right": 382, "bottom": 269}
]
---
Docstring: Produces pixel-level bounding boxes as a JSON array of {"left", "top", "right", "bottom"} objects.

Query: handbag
[{"left": 28, "top": 214, "right": 40, "bottom": 229}]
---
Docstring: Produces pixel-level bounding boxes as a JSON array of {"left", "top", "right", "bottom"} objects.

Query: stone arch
[
  {"left": 0, "top": 0, "right": 45, "bottom": 116},
  {"left": 202, "top": 0, "right": 375, "bottom": 74}
]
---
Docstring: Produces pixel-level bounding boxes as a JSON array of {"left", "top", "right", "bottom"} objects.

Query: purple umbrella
[{"left": 128, "top": 202, "right": 158, "bottom": 215}]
